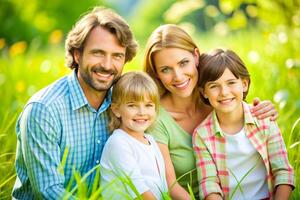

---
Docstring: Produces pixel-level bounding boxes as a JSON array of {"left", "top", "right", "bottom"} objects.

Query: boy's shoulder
[{"left": 193, "top": 111, "right": 215, "bottom": 136}]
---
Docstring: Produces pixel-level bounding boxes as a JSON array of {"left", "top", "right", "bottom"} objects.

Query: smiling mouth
[
  {"left": 173, "top": 79, "right": 190, "bottom": 89},
  {"left": 218, "top": 98, "right": 235, "bottom": 104},
  {"left": 133, "top": 119, "right": 148, "bottom": 123}
]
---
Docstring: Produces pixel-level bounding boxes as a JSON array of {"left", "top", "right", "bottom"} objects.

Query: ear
[
  {"left": 200, "top": 87, "right": 208, "bottom": 99},
  {"left": 242, "top": 78, "right": 249, "bottom": 92},
  {"left": 111, "top": 103, "right": 121, "bottom": 118},
  {"left": 74, "top": 49, "right": 81, "bottom": 65},
  {"left": 194, "top": 48, "right": 200, "bottom": 67}
]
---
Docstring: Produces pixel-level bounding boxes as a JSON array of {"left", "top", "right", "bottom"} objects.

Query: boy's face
[
  {"left": 111, "top": 95, "right": 156, "bottom": 136},
  {"left": 202, "top": 68, "right": 249, "bottom": 114}
]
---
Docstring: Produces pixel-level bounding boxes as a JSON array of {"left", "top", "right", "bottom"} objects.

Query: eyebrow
[
  {"left": 158, "top": 57, "right": 188, "bottom": 69},
  {"left": 90, "top": 48, "right": 125, "bottom": 56}
]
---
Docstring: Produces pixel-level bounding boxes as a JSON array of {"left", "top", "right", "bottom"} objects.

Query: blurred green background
[{"left": 0, "top": 0, "right": 299, "bottom": 199}]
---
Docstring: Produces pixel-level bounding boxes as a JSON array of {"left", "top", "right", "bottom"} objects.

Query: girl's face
[
  {"left": 112, "top": 95, "right": 156, "bottom": 135},
  {"left": 202, "top": 68, "right": 249, "bottom": 114},
  {"left": 153, "top": 48, "right": 199, "bottom": 99}
]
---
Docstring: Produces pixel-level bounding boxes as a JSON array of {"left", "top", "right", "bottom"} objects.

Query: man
[{"left": 12, "top": 7, "right": 138, "bottom": 199}]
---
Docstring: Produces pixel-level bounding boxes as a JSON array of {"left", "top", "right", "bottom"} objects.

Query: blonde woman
[{"left": 144, "top": 24, "right": 278, "bottom": 199}]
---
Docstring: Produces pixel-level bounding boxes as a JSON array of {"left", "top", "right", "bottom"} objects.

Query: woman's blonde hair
[
  {"left": 109, "top": 71, "right": 160, "bottom": 132},
  {"left": 65, "top": 6, "right": 138, "bottom": 69},
  {"left": 143, "top": 24, "right": 199, "bottom": 96}
]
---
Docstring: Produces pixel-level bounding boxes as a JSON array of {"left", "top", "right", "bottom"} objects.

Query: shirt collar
[
  {"left": 211, "top": 101, "right": 256, "bottom": 137},
  {"left": 67, "top": 70, "right": 112, "bottom": 112}
]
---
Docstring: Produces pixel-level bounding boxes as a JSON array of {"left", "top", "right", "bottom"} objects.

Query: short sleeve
[
  {"left": 148, "top": 107, "right": 170, "bottom": 145},
  {"left": 100, "top": 134, "right": 149, "bottom": 198}
]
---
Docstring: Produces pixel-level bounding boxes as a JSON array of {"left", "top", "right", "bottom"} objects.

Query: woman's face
[{"left": 153, "top": 48, "right": 199, "bottom": 98}]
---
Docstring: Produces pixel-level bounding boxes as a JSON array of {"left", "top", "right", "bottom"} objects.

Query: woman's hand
[{"left": 250, "top": 97, "right": 278, "bottom": 121}]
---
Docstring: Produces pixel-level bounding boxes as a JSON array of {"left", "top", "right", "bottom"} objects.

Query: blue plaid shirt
[{"left": 12, "top": 70, "right": 111, "bottom": 199}]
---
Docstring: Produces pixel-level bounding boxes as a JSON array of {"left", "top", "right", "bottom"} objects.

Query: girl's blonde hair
[
  {"left": 143, "top": 24, "right": 199, "bottom": 96},
  {"left": 109, "top": 71, "right": 160, "bottom": 132}
]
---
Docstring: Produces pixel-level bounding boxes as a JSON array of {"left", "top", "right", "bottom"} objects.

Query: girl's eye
[
  {"left": 126, "top": 103, "right": 135, "bottom": 107},
  {"left": 146, "top": 103, "right": 154, "bottom": 108}
]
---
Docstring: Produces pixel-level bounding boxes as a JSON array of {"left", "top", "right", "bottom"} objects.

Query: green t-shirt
[{"left": 149, "top": 106, "right": 199, "bottom": 197}]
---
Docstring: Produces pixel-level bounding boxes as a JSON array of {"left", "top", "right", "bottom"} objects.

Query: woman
[{"left": 143, "top": 24, "right": 277, "bottom": 199}]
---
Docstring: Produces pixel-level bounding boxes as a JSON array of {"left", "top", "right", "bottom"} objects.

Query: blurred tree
[{"left": 0, "top": 0, "right": 107, "bottom": 46}]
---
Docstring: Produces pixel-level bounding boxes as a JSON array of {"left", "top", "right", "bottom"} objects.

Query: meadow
[
  {"left": 1, "top": 0, "right": 300, "bottom": 198},
  {"left": 0, "top": 28, "right": 299, "bottom": 199}
]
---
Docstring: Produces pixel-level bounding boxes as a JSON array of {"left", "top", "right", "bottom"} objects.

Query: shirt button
[
  {"left": 96, "top": 160, "right": 100, "bottom": 164},
  {"left": 97, "top": 139, "right": 101, "bottom": 144}
]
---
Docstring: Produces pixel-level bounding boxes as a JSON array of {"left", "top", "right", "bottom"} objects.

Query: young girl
[
  {"left": 193, "top": 49, "right": 295, "bottom": 200},
  {"left": 100, "top": 71, "right": 168, "bottom": 200}
]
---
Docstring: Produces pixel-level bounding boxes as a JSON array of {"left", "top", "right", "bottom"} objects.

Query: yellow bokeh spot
[
  {"left": 16, "top": 80, "right": 26, "bottom": 93},
  {"left": 9, "top": 41, "right": 27, "bottom": 57},
  {"left": 49, "top": 29, "right": 63, "bottom": 45},
  {"left": 0, "top": 38, "right": 6, "bottom": 49}
]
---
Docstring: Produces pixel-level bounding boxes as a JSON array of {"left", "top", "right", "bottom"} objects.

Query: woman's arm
[
  {"left": 157, "top": 143, "right": 191, "bottom": 200},
  {"left": 251, "top": 98, "right": 278, "bottom": 120}
]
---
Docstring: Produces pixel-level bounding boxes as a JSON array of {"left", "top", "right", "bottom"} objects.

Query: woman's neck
[{"left": 161, "top": 91, "right": 199, "bottom": 113}]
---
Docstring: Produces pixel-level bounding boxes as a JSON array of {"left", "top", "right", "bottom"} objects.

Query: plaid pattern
[
  {"left": 193, "top": 102, "right": 295, "bottom": 199},
  {"left": 12, "top": 71, "right": 111, "bottom": 199}
]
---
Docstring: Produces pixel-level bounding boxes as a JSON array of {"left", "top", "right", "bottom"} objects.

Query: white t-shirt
[
  {"left": 224, "top": 128, "right": 269, "bottom": 200},
  {"left": 100, "top": 129, "right": 168, "bottom": 199}
]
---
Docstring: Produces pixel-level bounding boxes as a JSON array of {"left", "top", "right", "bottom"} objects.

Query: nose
[
  {"left": 220, "top": 85, "right": 229, "bottom": 96},
  {"left": 137, "top": 105, "right": 146, "bottom": 115},
  {"left": 173, "top": 68, "right": 183, "bottom": 81},
  {"left": 102, "top": 55, "right": 113, "bottom": 70}
]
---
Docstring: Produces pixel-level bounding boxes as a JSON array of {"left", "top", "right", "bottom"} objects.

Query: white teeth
[
  {"left": 219, "top": 98, "right": 234, "bottom": 103},
  {"left": 95, "top": 72, "right": 111, "bottom": 78},
  {"left": 174, "top": 80, "right": 189, "bottom": 88}
]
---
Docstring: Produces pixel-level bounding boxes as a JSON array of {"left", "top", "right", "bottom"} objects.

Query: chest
[{"left": 169, "top": 110, "right": 206, "bottom": 135}]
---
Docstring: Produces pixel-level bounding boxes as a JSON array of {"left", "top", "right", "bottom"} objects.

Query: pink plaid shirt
[{"left": 193, "top": 102, "right": 295, "bottom": 199}]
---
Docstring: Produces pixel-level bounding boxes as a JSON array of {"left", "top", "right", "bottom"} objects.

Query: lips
[
  {"left": 92, "top": 68, "right": 115, "bottom": 80},
  {"left": 218, "top": 98, "right": 235, "bottom": 104},
  {"left": 173, "top": 79, "right": 190, "bottom": 89}
]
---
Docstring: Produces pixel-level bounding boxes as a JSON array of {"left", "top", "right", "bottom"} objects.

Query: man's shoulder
[{"left": 27, "top": 75, "right": 70, "bottom": 107}]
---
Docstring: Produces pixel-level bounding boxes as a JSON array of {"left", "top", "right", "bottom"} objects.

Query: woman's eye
[
  {"left": 180, "top": 60, "right": 189, "bottom": 66},
  {"left": 161, "top": 68, "right": 170, "bottom": 73}
]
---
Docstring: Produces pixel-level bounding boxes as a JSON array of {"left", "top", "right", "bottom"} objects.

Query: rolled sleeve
[{"left": 267, "top": 121, "right": 295, "bottom": 189}]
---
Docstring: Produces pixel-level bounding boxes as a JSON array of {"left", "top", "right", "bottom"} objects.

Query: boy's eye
[{"left": 209, "top": 85, "right": 217, "bottom": 89}]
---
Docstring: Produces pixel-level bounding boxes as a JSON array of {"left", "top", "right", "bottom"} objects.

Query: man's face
[{"left": 75, "top": 26, "right": 126, "bottom": 93}]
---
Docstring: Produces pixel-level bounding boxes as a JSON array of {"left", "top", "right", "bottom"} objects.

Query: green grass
[{"left": 0, "top": 28, "right": 299, "bottom": 199}]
